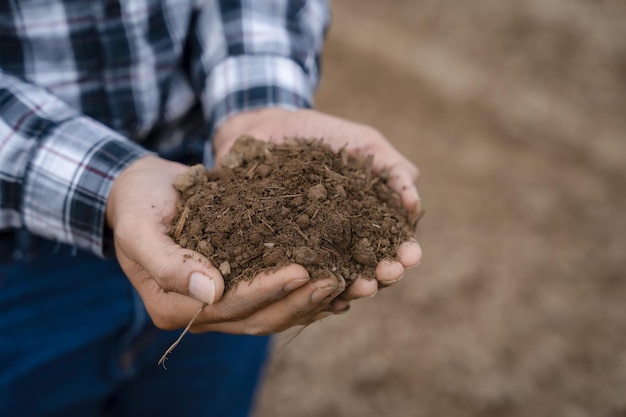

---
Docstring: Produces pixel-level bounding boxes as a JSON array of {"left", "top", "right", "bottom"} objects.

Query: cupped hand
[
  {"left": 213, "top": 108, "right": 423, "bottom": 312},
  {"left": 106, "top": 156, "right": 345, "bottom": 334}
]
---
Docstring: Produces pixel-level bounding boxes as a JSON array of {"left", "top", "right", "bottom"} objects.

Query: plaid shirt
[{"left": 0, "top": 0, "right": 329, "bottom": 256}]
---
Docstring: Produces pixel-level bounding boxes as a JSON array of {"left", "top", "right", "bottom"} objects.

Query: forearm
[
  {"left": 0, "top": 71, "right": 150, "bottom": 256},
  {"left": 189, "top": 0, "right": 331, "bottom": 133}
]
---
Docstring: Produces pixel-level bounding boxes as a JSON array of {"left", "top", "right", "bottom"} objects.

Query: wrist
[{"left": 213, "top": 107, "right": 319, "bottom": 158}]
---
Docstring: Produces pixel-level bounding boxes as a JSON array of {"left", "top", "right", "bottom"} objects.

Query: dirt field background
[{"left": 255, "top": 1, "right": 626, "bottom": 416}]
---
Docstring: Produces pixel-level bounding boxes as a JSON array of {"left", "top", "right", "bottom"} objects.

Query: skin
[{"left": 106, "top": 108, "right": 422, "bottom": 334}]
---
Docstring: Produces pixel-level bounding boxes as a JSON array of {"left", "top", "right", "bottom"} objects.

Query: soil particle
[
  {"left": 169, "top": 137, "right": 420, "bottom": 289},
  {"left": 196, "top": 240, "right": 214, "bottom": 257},
  {"left": 218, "top": 261, "right": 231, "bottom": 277},
  {"left": 352, "top": 238, "right": 378, "bottom": 267},
  {"left": 295, "top": 213, "right": 310, "bottom": 229},
  {"left": 293, "top": 246, "right": 319, "bottom": 266},
  {"left": 307, "top": 184, "right": 328, "bottom": 202},
  {"left": 263, "top": 247, "right": 287, "bottom": 267}
]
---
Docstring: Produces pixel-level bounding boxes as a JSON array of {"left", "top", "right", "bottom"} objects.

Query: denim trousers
[{"left": 0, "top": 234, "right": 271, "bottom": 417}]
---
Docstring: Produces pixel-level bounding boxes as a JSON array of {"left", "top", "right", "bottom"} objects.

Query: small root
[
  {"left": 158, "top": 303, "right": 205, "bottom": 368},
  {"left": 276, "top": 324, "right": 311, "bottom": 354}
]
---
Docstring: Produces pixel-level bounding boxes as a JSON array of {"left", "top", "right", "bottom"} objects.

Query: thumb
[{"left": 116, "top": 223, "right": 225, "bottom": 305}]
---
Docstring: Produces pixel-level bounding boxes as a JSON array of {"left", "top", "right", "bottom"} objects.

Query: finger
[
  {"left": 397, "top": 239, "right": 422, "bottom": 268},
  {"left": 338, "top": 241, "right": 421, "bottom": 300},
  {"left": 330, "top": 298, "right": 351, "bottom": 314},
  {"left": 121, "top": 264, "right": 214, "bottom": 330},
  {"left": 126, "top": 264, "right": 310, "bottom": 331},
  {"left": 195, "top": 276, "right": 342, "bottom": 335},
  {"left": 385, "top": 162, "right": 421, "bottom": 214},
  {"left": 117, "top": 225, "right": 225, "bottom": 305},
  {"left": 375, "top": 259, "right": 405, "bottom": 285},
  {"left": 339, "top": 276, "right": 378, "bottom": 300},
  {"left": 203, "top": 264, "right": 311, "bottom": 322},
  {"left": 311, "top": 298, "right": 351, "bottom": 321}
]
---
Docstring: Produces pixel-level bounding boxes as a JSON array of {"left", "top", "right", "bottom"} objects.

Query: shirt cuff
[
  {"left": 201, "top": 55, "right": 316, "bottom": 132},
  {"left": 23, "top": 117, "right": 151, "bottom": 257}
]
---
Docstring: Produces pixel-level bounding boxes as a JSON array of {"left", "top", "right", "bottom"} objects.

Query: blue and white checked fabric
[{"left": 0, "top": 0, "right": 330, "bottom": 256}]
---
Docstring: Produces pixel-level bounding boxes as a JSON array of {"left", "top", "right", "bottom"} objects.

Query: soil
[{"left": 169, "top": 136, "right": 418, "bottom": 289}]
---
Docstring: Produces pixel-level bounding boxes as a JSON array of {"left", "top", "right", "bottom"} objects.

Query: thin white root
[{"left": 158, "top": 304, "right": 205, "bottom": 368}]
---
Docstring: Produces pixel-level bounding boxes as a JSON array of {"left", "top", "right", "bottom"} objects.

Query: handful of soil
[{"left": 169, "top": 136, "right": 420, "bottom": 289}]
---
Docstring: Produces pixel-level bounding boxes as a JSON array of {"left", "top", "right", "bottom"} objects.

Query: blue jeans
[{"left": 0, "top": 234, "right": 271, "bottom": 417}]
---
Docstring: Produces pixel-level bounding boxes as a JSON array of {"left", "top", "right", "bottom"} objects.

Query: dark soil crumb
[{"left": 169, "top": 136, "right": 420, "bottom": 290}]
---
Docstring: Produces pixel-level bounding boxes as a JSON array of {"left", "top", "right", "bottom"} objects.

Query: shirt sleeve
[
  {"left": 189, "top": 0, "right": 331, "bottom": 132},
  {"left": 0, "top": 71, "right": 151, "bottom": 256}
]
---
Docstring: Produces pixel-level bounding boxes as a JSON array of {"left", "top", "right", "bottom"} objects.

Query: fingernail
[
  {"left": 381, "top": 273, "right": 405, "bottom": 286},
  {"left": 406, "top": 259, "right": 421, "bottom": 269},
  {"left": 283, "top": 277, "right": 310, "bottom": 293},
  {"left": 189, "top": 272, "right": 216, "bottom": 304},
  {"left": 412, "top": 188, "right": 423, "bottom": 213},
  {"left": 399, "top": 239, "right": 422, "bottom": 268},
  {"left": 366, "top": 288, "right": 379, "bottom": 298},
  {"left": 411, "top": 186, "right": 420, "bottom": 201},
  {"left": 312, "top": 285, "right": 337, "bottom": 303}
]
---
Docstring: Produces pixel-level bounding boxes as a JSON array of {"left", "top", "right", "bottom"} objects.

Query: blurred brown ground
[{"left": 255, "top": 1, "right": 626, "bottom": 416}]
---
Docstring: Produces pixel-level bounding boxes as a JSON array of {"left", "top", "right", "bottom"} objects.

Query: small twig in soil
[
  {"left": 291, "top": 222, "right": 309, "bottom": 241},
  {"left": 259, "top": 193, "right": 302, "bottom": 200},
  {"left": 229, "top": 267, "right": 256, "bottom": 284},
  {"left": 364, "top": 155, "right": 374, "bottom": 190},
  {"left": 245, "top": 161, "right": 259, "bottom": 178},
  {"left": 340, "top": 149, "right": 348, "bottom": 166},
  {"left": 158, "top": 303, "right": 205, "bottom": 368},
  {"left": 243, "top": 249, "right": 264, "bottom": 264},
  {"left": 174, "top": 204, "right": 190, "bottom": 240},
  {"left": 321, "top": 164, "right": 347, "bottom": 179},
  {"left": 260, "top": 218, "right": 275, "bottom": 233},
  {"left": 321, "top": 238, "right": 342, "bottom": 257}
]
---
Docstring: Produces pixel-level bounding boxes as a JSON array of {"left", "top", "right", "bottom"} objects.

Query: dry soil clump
[{"left": 170, "top": 136, "right": 419, "bottom": 289}]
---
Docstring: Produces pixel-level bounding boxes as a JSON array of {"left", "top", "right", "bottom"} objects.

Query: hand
[
  {"left": 213, "top": 108, "right": 423, "bottom": 312},
  {"left": 107, "top": 156, "right": 345, "bottom": 334}
]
